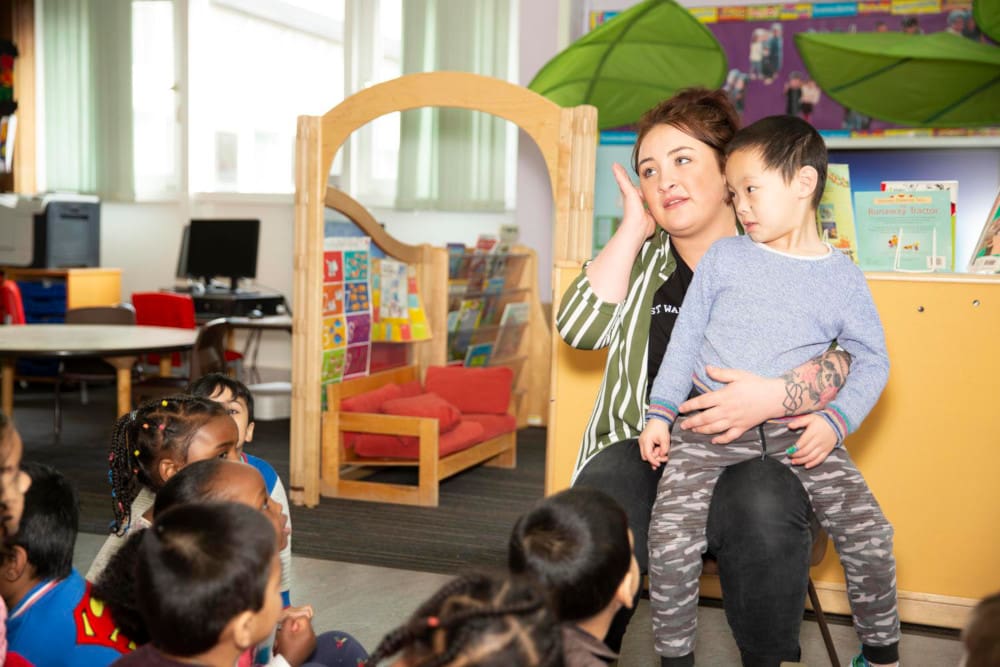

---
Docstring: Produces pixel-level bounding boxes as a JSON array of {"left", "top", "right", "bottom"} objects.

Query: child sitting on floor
[
  {"left": 188, "top": 372, "right": 294, "bottom": 605},
  {"left": 509, "top": 487, "right": 639, "bottom": 666},
  {"left": 96, "top": 459, "right": 368, "bottom": 667},
  {"left": 110, "top": 502, "right": 283, "bottom": 667},
  {"left": 2, "top": 462, "right": 135, "bottom": 665},
  {"left": 365, "top": 571, "right": 562, "bottom": 667},
  {"left": 0, "top": 410, "right": 34, "bottom": 667},
  {"left": 86, "top": 395, "right": 241, "bottom": 582}
]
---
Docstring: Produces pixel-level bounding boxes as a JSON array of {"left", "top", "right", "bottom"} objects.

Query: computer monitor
[{"left": 183, "top": 219, "right": 260, "bottom": 292}]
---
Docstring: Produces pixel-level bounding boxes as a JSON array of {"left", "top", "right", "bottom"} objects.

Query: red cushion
[
  {"left": 424, "top": 366, "right": 513, "bottom": 415},
  {"left": 341, "top": 383, "right": 403, "bottom": 413},
  {"left": 382, "top": 392, "right": 461, "bottom": 433},
  {"left": 397, "top": 380, "right": 424, "bottom": 398},
  {"left": 462, "top": 413, "right": 517, "bottom": 440},
  {"left": 354, "top": 420, "right": 485, "bottom": 459},
  {"left": 341, "top": 383, "right": 403, "bottom": 450}
]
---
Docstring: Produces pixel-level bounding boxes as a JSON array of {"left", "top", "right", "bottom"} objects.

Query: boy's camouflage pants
[{"left": 648, "top": 419, "right": 900, "bottom": 659}]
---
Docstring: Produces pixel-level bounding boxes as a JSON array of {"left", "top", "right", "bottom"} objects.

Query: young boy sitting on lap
[
  {"left": 111, "top": 502, "right": 283, "bottom": 667},
  {"left": 639, "top": 115, "right": 898, "bottom": 667},
  {"left": 508, "top": 487, "right": 639, "bottom": 666}
]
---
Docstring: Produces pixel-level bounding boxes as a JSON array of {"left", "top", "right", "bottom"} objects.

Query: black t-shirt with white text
[{"left": 647, "top": 244, "right": 693, "bottom": 399}]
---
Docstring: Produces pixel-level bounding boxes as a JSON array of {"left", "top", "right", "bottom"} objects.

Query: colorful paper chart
[
  {"left": 321, "top": 236, "right": 373, "bottom": 405},
  {"left": 370, "top": 258, "right": 432, "bottom": 342}
]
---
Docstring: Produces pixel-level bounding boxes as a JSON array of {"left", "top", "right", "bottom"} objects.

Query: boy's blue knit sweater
[{"left": 647, "top": 235, "right": 889, "bottom": 442}]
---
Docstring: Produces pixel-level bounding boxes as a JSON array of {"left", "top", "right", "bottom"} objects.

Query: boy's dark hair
[
  {"left": 6, "top": 462, "right": 78, "bottom": 580},
  {"left": 136, "top": 502, "right": 276, "bottom": 656},
  {"left": 188, "top": 373, "right": 255, "bottom": 423},
  {"left": 508, "top": 487, "right": 631, "bottom": 623},
  {"left": 366, "top": 572, "right": 562, "bottom": 667},
  {"left": 632, "top": 87, "right": 741, "bottom": 176},
  {"left": 92, "top": 532, "right": 149, "bottom": 645},
  {"left": 724, "top": 114, "right": 828, "bottom": 209},
  {"left": 964, "top": 591, "right": 1000, "bottom": 667},
  {"left": 107, "top": 395, "right": 229, "bottom": 535}
]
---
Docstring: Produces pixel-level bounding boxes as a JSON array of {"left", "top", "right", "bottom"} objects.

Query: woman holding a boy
[{"left": 557, "top": 88, "right": 849, "bottom": 667}]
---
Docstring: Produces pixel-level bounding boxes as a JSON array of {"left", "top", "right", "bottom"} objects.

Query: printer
[{"left": 0, "top": 194, "right": 101, "bottom": 268}]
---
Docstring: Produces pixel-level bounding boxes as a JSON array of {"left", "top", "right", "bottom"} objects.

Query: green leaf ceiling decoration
[
  {"left": 974, "top": 0, "right": 1000, "bottom": 44},
  {"left": 795, "top": 31, "right": 1000, "bottom": 127},
  {"left": 528, "top": 0, "right": 727, "bottom": 130}
]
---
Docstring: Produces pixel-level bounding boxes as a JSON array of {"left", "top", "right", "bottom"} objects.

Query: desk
[
  {"left": 0, "top": 325, "right": 196, "bottom": 418},
  {"left": 224, "top": 315, "right": 293, "bottom": 383}
]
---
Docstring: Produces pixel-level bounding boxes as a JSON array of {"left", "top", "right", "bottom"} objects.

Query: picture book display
[
  {"left": 969, "top": 189, "right": 1000, "bottom": 274},
  {"left": 853, "top": 191, "right": 953, "bottom": 272},
  {"left": 817, "top": 163, "right": 857, "bottom": 263},
  {"left": 320, "top": 236, "right": 372, "bottom": 406},
  {"left": 881, "top": 180, "right": 958, "bottom": 269}
]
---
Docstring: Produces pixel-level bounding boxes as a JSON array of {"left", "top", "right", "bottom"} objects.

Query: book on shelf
[
  {"left": 853, "top": 190, "right": 953, "bottom": 272},
  {"left": 969, "top": 189, "right": 1000, "bottom": 274},
  {"left": 499, "top": 302, "right": 530, "bottom": 326},
  {"left": 474, "top": 234, "right": 498, "bottom": 253},
  {"left": 0, "top": 115, "right": 16, "bottom": 173},
  {"left": 464, "top": 342, "right": 494, "bottom": 367},
  {"left": 447, "top": 242, "right": 466, "bottom": 277},
  {"left": 817, "top": 163, "right": 858, "bottom": 263},
  {"left": 493, "top": 322, "right": 526, "bottom": 361},
  {"left": 881, "top": 180, "right": 957, "bottom": 269}
]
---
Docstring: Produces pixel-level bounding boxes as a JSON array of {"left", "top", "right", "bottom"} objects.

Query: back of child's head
[
  {"left": 963, "top": 591, "right": 1000, "bottom": 667},
  {"left": 153, "top": 457, "right": 229, "bottom": 515},
  {"left": 136, "top": 501, "right": 277, "bottom": 657},
  {"left": 366, "top": 571, "right": 562, "bottom": 667},
  {"left": 107, "top": 395, "right": 230, "bottom": 535},
  {"left": 724, "top": 114, "right": 828, "bottom": 209},
  {"left": 8, "top": 461, "right": 77, "bottom": 580},
  {"left": 188, "top": 372, "right": 255, "bottom": 422},
  {"left": 508, "top": 487, "right": 631, "bottom": 623}
]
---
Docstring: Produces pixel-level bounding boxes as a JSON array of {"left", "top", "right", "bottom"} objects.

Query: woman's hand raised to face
[{"left": 613, "top": 162, "right": 657, "bottom": 240}]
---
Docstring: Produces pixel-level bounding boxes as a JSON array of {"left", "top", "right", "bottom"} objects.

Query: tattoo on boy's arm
[{"left": 780, "top": 349, "right": 852, "bottom": 416}]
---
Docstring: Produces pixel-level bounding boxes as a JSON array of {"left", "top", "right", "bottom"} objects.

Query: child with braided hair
[
  {"left": 86, "top": 395, "right": 241, "bottom": 582},
  {"left": 365, "top": 571, "right": 563, "bottom": 667}
]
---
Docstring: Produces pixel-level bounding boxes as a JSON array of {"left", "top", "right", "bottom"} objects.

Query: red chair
[
  {"left": 130, "top": 291, "right": 243, "bottom": 377},
  {"left": 131, "top": 292, "right": 197, "bottom": 371},
  {"left": 1, "top": 279, "right": 26, "bottom": 325}
]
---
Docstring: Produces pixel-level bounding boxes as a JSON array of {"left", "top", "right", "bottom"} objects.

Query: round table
[{"left": 0, "top": 324, "right": 197, "bottom": 418}]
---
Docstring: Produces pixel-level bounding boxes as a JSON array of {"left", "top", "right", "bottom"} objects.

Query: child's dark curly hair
[
  {"left": 107, "top": 395, "right": 228, "bottom": 535},
  {"left": 365, "top": 571, "right": 563, "bottom": 667}
]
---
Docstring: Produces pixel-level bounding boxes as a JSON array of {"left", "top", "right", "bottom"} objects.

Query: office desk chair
[
  {"left": 131, "top": 318, "right": 230, "bottom": 406},
  {"left": 1, "top": 279, "right": 26, "bottom": 325}
]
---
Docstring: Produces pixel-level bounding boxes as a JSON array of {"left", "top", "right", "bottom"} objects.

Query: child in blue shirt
[
  {"left": 639, "top": 115, "right": 899, "bottom": 667},
  {"left": 188, "top": 373, "right": 294, "bottom": 607},
  {"left": 2, "top": 462, "right": 134, "bottom": 666}
]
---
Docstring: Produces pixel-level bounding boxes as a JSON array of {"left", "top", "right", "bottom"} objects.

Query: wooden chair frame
[
  {"left": 322, "top": 365, "right": 516, "bottom": 507},
  {"left": 292, "top": 72, "right": 597, "bottom": 506}
]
